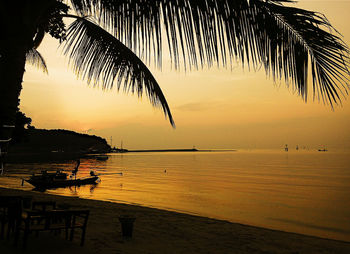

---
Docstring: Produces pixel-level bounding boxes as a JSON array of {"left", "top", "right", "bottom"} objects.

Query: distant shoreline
[
  {"left": 6, "top": 128, "right": 110, "bottom": 163},
  {"left": 128, "top": 148, "right": 198, "bottom": 153},
  {"left": 113, "top": 148, "right": 237, "bottom": 153}
]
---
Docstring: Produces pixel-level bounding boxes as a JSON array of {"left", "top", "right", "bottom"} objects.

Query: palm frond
[
  {"left": 253, "top": 0, "right": 349, "bottom": 105},
  {"left": 61, "top": 17, "right": 175, "bottom": 126},
  {"left": 69, "top": 0, "right": 350, "bottom": 105},
  {"left": 26, "top": 48, "right": 48, "bottom": 74}
]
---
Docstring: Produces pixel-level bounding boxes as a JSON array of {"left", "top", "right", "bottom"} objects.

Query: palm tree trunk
[
  {"left": 0, "top": 44, "right": 26, "bottom": 125},
  {"left": 0, "top": 40, "right": 27, "bottom": 167},
  {"left": 0, "top": 1, "right": 44, "bottom": 171}
]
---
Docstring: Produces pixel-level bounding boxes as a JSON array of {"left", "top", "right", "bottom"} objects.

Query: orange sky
[{"left": 20, "top": 0, "right": 350, "bottom": 150}]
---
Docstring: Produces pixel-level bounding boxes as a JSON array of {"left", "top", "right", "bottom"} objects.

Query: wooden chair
[
  {"left": 31, "top": 201, "right": 57, "bottom": 236},
  {"left": 32, "top": 201, "right": 56, "bottom": 211},
  {"left": 15, "top": 209, "right": 90, "bottom": 248},
  {"left": 0, "top": 196, "right": 23, "bottom": 239}
]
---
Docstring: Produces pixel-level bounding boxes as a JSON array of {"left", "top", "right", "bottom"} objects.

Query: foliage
[
  {"left": 11, "top": 111, "right": 33, "bottom": 143},
  {"left": 10, "top": 0, "right": 350, "bottom": 128},
  {"left": 63, "top": 18, "right": 173, "bottom": 125},
  {"left": 43, "top": 1, "right": 69, "bottom": 42},
  {"left": 15, "top": 111, "right": 32, "bottom": 129},
  {"left": 26, "top": 49, "right": 48, "bottom": 74},
  {"left": 67, "top": 0, "right": 349, "bottom": 106}
]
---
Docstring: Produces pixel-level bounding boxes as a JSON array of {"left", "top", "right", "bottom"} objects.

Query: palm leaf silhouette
[
  {"left": 69, "top": 0, "right": 349, "bottom": 106},
  {"left": 62, "top": 18, "right": 175, "bottom": 126},
  {"left": 26, "top": 49, "right": 48, "bottom": 74}
]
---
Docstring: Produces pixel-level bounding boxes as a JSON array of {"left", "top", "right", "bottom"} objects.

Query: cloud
[{"left": 175, "top": 101, "right": 224, "bottom": 112}]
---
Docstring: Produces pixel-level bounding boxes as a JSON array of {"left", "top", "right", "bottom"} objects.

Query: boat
[
  {"left": 25, "top": 170, "right": 100, "bottom": 189},
  {"left": 26, "top": 176, "right": 99, "bottom": 189},
  {"left": 111, "top": 140, "right": 129, "bottom": 153},
  {"left": 95, "top": 155, "right": 109, "bottom": 161},
  {"left": 318, "top": 145, "right": 328, "bottom": 152},
  {"left": 111, "top": 148, "right": 128, "bottom": 153}
]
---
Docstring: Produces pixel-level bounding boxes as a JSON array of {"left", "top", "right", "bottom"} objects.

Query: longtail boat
[{"left": 25, "top": 170, "right": 100, "bottom": 189}]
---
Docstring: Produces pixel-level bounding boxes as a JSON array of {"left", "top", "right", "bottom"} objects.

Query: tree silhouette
[
  {"left": 0, "top": 0, "right": 349, "bottom": 146},
  {"left": 12, "top": 110, "right": 33, "bottom": 143}
]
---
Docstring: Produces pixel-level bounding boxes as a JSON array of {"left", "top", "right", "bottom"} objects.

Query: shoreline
[
  {"left": 1, "top": 187, "right": 349, "bottom": 254},
  {"left": 125, "top": 149, "right": 237, "bottom": 153}
]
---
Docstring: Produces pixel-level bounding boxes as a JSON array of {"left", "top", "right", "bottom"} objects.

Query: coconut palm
[{"left": 0, "top": 0, "right": 349, "bottom": 146}]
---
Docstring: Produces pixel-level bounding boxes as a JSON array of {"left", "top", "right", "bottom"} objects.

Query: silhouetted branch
[
  {"left": 62, "top": 17, "right": 175, "bottom": 127},
  {"left": 26, "top": 49, "right": 48, "bottom": 74},
  {"left": 69, "top": 0, "right": 350, "bottom": 105}
]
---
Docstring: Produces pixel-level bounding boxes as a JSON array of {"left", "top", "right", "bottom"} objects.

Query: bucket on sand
[{"left": 119, "top": 216, "right": 136, "bottom": 238}]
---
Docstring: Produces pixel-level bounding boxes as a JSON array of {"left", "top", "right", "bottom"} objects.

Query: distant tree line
[{"left": 12, "top": 110, "right": 34, "bottom": 143}]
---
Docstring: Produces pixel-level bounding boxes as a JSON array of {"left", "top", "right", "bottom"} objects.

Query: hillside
[{"left": 6, "top": 129, "right": 110, "bottom": 162}]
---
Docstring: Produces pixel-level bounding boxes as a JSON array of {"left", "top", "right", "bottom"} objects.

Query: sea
[{"left": 1, "top": 150, "right": 350, "bottom": 242}]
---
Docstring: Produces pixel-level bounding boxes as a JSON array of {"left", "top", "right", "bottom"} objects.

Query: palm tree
[{"left": 0, "top": 0, "right": 349, "bottom": 150}]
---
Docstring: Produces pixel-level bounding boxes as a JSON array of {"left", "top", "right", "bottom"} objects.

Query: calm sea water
[{"left": 1, "top": 150, "right": 350, "bottom": 241}]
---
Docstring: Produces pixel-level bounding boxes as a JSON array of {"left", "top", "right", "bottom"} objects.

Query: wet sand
[{"left": 1, "top": 187, "right": 349, "bottom": 254}]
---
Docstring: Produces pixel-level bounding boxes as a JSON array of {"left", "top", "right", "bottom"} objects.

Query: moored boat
[
  {"left": 25, "top": 170, "right": 100, "bottom": 189},
  {"left": 318, "top": 146, "right": 328, "bottom": 152},
  {"left": 95, "top": 155, "right": 109, "bottom": 161},
  {"left": 25, "top": 175, "right": 99, "bottom": 189}
]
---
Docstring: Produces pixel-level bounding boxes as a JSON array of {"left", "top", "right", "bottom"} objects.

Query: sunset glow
[{"left": 20, "top": 0, "right": 350, "bottom": 150}]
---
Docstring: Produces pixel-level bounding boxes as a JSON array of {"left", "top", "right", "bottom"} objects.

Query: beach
[{"left": 1, "top": 187, "right": 350, "bottom": 254}]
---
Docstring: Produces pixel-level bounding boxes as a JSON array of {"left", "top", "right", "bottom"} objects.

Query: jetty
[{"left": 127, "top": 148, "right": 198, "bottom": 153}]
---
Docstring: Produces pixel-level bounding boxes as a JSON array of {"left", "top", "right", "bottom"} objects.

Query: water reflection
[
  {"left": 1, "top": 158, "right": 106, "bottom": 193},
  {"left": 1, "top": 150, "right": 350, "bottom": 242}
]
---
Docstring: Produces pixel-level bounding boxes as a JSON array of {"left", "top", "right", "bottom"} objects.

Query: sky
[{"left": 20, "top": 0, "right": 350, "bottom": 150}]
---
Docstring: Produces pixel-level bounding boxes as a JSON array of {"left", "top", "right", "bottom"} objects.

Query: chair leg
[
  {"left": 22, "top": 220, "right": 30, "bottom": 249},
  {"left": 14, "top": 226, "right": 19, "bottom": 246},
  {"left": 81, "top": 228, "right": 86, "bottom": 246},
  {"left": 7, "top": 220, "right": 13, "bottom": 239},
  {"left": 70, "top": 228, "right": 75, "bottom": 241},
  {"left": 22, "top": 230, "right": 28, "bottom": 249},
  {"left": 0, "top": 218, "right": 4, "bottom": 239},
  {"left": 14, "top": 217, "right": 21, "bottom": 246}
]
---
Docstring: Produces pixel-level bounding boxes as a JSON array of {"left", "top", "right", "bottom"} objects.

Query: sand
[{"left": 1, "top": 187, "right": 349, "bottom": 254}]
